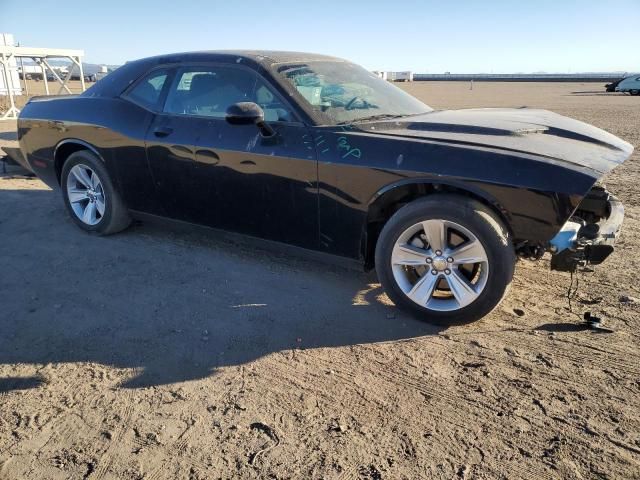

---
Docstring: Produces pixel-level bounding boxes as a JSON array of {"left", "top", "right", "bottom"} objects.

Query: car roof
[
  {"left": 83, "top": 50, "right": 348, "bottom": 99},
  {"left": 142, "top": 50, "right": 347, "bottom": 66}
]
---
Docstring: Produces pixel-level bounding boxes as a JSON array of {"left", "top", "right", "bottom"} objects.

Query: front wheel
[
  {"left": 375, "top": 194, "right": 516, "bottom": 325},
  {"left": 630, "top": 90, "right": 640, "bottom": 96}
]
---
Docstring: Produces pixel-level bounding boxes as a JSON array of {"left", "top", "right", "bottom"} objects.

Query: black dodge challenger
[{"left": 17, "top": 51, "right": 632, "bottom": 324}]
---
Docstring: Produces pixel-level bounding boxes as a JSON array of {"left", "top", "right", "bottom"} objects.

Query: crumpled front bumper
[{"left": 550, "top": 190, "right": 624, "bottom": 272}]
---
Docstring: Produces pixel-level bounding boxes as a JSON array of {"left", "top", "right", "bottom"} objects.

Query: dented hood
[{"left": 364, "top": 108, "right": 634, "bottom": 175}]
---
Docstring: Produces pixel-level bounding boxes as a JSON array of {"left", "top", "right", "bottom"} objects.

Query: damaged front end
[{"left": 549, "top": 185, "right": 624, "bottom": 272}]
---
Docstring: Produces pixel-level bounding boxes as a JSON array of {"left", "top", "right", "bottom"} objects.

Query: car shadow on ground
[
  {"left": 0, "top": 186, "right": 442, "bottom": 392},
  {"left": 566, "top": 91, "right": 626, "bottom": 96},
  {"left": 534, "top": 322, "right": 614, "bottom": 334},
  {"left": 0, "top": 131, "right": 18, "bottom": 141},
  {"left": 0, "top": 376, "right": 46, "bottom": 394}
]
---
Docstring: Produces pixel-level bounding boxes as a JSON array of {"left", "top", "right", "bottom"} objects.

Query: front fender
[{"left": 367, "top": 177, "right": 513, "bottom": 227}]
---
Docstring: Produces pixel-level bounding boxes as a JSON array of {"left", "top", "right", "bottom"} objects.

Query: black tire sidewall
[
  {"left": 375, "top": 195, "right": 516, "bottom": 325},
  {"left": 61, "top": 151, "right": 121, "bottom": 234}
]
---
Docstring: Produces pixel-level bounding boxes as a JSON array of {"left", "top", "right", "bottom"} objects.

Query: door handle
[{"left": 153, "top": 126, "right": 173, "bottom": 138}]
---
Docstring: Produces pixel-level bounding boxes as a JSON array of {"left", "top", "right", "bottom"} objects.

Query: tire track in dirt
[
  {"left": 90, "top": 390, "right": 135, "bottom": 479},
  {"left": 267, "top": 352, "right": 555, "bottom": 478},
  {"left": 301, "top": 343, "right": 639, "bottom": 478}
]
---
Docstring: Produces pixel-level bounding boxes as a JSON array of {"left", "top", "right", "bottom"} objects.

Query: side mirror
[
  {"left": 225, "top": 102, "right": 264, "bottom": 125},
  {"left": 225, "top": 102, "right": 276, "bottom": 138}
]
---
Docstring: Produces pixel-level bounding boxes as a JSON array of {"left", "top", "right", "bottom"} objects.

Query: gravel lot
[{"left": 1, "top": 82, "right": 639, "bottom": 479}]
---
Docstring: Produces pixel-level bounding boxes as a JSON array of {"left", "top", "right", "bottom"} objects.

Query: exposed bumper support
[
  {"left": 550, "top": 190, "right": 624, "bottom": 272},
  {"left": 1, "top": 146, "right": 33, "bottom": 172}
]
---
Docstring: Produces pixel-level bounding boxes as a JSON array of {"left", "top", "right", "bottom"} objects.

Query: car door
[
  {"left": 114, "top": 67, "right": 174, "bottom": 215},
  {"left": 145, "top": 64, "right": 319, "bottom": 250}
]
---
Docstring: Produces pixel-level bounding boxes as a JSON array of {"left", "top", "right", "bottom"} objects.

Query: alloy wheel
[
  {"left": 390, "top": 219, "right": 489, "bottom": 311},
  {"left": 66, "top": 164, "right": 106, "bottom": 226}
]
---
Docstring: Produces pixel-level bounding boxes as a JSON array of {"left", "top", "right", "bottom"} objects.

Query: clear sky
[{"left": 1, "top": 0, "right": 639, "bottom": 73}]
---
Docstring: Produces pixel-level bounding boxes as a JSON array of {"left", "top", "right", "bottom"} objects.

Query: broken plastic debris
[{"left": 583, "top": 311, "right": 605, "bottom": 330}]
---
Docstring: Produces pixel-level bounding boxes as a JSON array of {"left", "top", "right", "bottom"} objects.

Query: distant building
[
  {"left": 372, "top": 71, "right": 414, "bottom": 82},
  {"left": 372, "top": 70, "right": 388, "bottom": 80}
]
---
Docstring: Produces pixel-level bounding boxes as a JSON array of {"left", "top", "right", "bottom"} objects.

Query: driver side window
[{"left": 164, "top": 65, "right": 294, "bottom": 122}]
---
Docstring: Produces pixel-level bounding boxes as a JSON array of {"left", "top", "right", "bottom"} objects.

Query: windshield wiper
[{"left": 337, "top": 113, "right": 410, "bottom": 125}]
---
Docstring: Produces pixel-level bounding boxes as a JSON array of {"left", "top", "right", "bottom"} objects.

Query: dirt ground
[
  {"left": 0, "top": 82, "right": 639, "bottom": 480},
  {"left": 0, "top": 80, "right": 88, "bottom": 112}
]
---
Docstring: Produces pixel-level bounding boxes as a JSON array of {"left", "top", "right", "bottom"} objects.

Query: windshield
[{"left": 273, "top": 61, "right": 432, "bottom": 125}]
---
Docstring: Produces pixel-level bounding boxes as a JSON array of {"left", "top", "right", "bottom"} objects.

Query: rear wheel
[
  {"left": 61, "top": 150, "right": 131, "bottom": 235},
  {"left": 375, "top": 195, "right": 516, "bottom": 325}
]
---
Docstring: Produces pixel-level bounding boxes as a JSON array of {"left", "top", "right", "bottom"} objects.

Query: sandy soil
[
  {"left": 0, "top": 80, "right": 88, "bottom": 112},
  {"left": 0, "top": 82, "right": 639, "bottom": 479}
]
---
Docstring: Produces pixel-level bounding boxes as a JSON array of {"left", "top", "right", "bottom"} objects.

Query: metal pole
[
  {"left": 56, "top": 63, "right": 73, "bottom": 95},
  {"left": 0, "top": 53, "right": 19, "bottom": 119},
  {"left": 19, "top": 56, "right": 29, "bottom": 96},
  {"left": 42, "top": 59, "right": 72, "bottom": 94},
  {"left": 68, "top": 55, "right": 86, "bottom": 93},
  {"left": 41, "top": 59, "right": 49, "bottom": 95},
  {"left": 0, "top": 54, "right": 6, "bottom": 113},
  {"left": 78, "top": 56, "right": 85, "bottom": 92}
]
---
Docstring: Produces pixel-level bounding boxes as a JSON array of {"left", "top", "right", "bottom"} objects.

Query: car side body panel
[
  {"left": 16, "top": 51, "right": 633, "bottom": 266},
  {"left": 18, "top": 96, "right": 160, "bottom": 215},
  {"left": 145, "top": 114, "right": 319, "bottom": 249},
  {"left": 313, "top": 126, "right": 598, "bottom": 259}
]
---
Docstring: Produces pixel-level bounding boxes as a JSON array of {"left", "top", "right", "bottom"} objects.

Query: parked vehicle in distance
[
  {"left": 86, "top": 65, "right": 112, "bottom": 83},
  {"left": 16, "top": 51, "right": 633, "bottom": 324},
  {"left": 615, "top": 74, "right": 640, "bottom": 95},
  {"left": 605, "top": 77, "right": 624, "bottom": 92},
  {"left": 85, "top": 72, "right": 108, "bottom": 82},
  {"left": 387, "top": 71, "right": 414, "bottom": 82}
]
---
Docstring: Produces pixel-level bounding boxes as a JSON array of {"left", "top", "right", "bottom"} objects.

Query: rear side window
[{"left": 124, "top": 69, "right": 169, "bottom": 110}]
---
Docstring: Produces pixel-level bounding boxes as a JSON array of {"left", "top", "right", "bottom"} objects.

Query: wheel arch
[
  {"left": 54, "top": 139, "right": 105, "bottom": 185},
  {"left": 361, "top": 179, "right": 514, "bottom": 269}
]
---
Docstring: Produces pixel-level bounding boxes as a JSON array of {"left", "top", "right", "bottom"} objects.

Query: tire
[
  {"left": 630, "top": 90, "right": 639, "bottom": 96},
  {"left": 61, "top": 150, "right": 131, "bottom": 235},
  {"left": 375, "top": 194, "right": 516, "bottom": 325}
]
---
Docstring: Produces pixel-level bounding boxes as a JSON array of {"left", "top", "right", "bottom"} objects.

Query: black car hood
[{"left": 359, "top": 108, "right": 633, "bottom": 175}]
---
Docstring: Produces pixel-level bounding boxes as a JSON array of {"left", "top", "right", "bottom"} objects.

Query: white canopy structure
[{"left": 0, "top": 44, "right": 85, "bottom": 120}]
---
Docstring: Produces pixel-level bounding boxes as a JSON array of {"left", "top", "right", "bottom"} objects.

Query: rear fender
[{"left": 54, "top": 139, "right": 105, "bottom": 183}]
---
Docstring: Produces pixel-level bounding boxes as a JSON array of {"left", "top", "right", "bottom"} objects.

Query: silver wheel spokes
[
  {"left": 391, "top": 219, "right": 489, "bottom": 312},
  {"left": 66, "top": 164, "right": 105, "bottom": 226}
]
